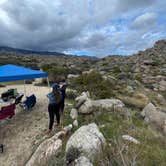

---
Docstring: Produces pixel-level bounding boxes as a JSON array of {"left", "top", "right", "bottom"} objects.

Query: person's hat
[{"left": 52, "top": 83, "right": 60, "bottom": 89}]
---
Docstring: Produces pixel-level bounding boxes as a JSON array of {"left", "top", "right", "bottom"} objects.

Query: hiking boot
[{"left": 46, "top": 129, "right": 52, "bottom": 135}]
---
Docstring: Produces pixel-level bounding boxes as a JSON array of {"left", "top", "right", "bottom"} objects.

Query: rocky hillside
[
  {"left": 94, "top": 39, "right": 166, "bottom": 92},
  {"left": 0, "top": 40, "right": 166, "bottom": 166},
  {"left": 0, "top": 51, "right": 98, "bottom": 72}
]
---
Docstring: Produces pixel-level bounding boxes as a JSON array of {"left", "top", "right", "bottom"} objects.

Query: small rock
[
  {"left": 122, "top": 135, "right": 140, "bottom": 144},
  {"left": 73, "top": 120, "right": 78, "bottom": 127},
  {"left": 67, "top": 74, "right": 79, "bottom": 79},
  {"left": 126, "top": 86, "right": 134, "bottom": 94},
  {"left": 141, "top": 103, "right": 156, "bottom": 117},
  {"left": 159, "top": 80, "right": 166, "bottom": 91},
  {"left": 70, "top": 108, "right": 78, "bottom": 120},
  {"left": 75, "top": 156, "right": 93, "bottom": 166},
  {"left": 156, "top": 94, "right": 165, "bottom": 105}
]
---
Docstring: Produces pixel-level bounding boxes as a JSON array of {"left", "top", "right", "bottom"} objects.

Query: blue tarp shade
[{"left": 0, "top": 64, "right": 48, "bottom": 82}]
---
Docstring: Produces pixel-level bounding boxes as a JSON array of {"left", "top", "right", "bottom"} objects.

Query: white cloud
[
  {"left": 0, "top": 0, "right": 165, "bottom": 56},
  {"left": 131, "top": 12, "right": 157, "bottom": 30}
]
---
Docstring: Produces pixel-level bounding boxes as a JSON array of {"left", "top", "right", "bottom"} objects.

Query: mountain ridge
[{"left": 0, "top": 46, "right": 67, "bottom": 56}]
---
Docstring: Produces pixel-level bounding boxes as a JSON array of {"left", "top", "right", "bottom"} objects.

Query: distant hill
[{"left": 0, "top": 46, "right": 66, "bottom": 56}]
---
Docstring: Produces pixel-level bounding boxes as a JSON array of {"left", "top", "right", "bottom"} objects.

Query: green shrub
[
  {"left": 112, "top": 66, "right": 121, "bottom": 74},
  {"left": 134, "top": 74, "right": 142, "bottom": 82},
  {"left": 73, "top": 71, "right": 114, "bottom": 99},
  {"left": 66, "top": 89, "right": 78, "bottom": 100},
  {"left": 41, "top": 64, "right": 68, "bottom": 82}
]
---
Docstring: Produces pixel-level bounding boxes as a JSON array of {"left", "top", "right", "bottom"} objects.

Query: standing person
[
  {"left": 59, "top": 79, "right": 67, "bottom": 128},
  {"left": 46, "top": 83, "right": 62, "bottom": 134},
  {"left": 59, "top": 79, "right": 67, "bottom": 114}
]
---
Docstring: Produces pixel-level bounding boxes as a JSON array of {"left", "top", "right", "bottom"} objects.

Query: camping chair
[
  {"left": 14, "top": 94, "right": 24, "bottom": 105},
  {"left": 0, "top": 104, "right": 16, "bottom": 120},
  {"left": 21, "top": 94, "right": 36, "bottom": 110}
]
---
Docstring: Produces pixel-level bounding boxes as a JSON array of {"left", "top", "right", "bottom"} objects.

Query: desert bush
[
  {"left": 112, "top": 66, "right": 121, "bottom": 74},
  {"left": 66, "top": 89, "right": 78, "bottom": 100},
  {"left": 161, "top": 91, "right": 166, "bottom": 99},
  {"left": 65, "top": 146, "right": 81, "bottom": 164},
  {"left": 41, "top": 64, "right": 68, "bottom": 82},
  {"left": 73, "top": 71, "right": 114, "bottom": 99},
  {"left": 134, "top": 74, "right": 142, "bottom": 82},
  {"left": 25, "top": 79, "right": 34, "bottom": 84},
  {"left": 0, "top": 84, "right": 5, "bottom": 87}
]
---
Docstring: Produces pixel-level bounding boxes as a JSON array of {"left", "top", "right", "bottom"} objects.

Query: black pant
[
  {"left": 48, "top": 103, "right": 60, "bottom": 130},
  {"left": 60, "top": 99, "right": 65, "bottom": 113}
]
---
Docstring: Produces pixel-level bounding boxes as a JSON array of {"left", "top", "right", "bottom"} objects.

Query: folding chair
[
  {"left": 14, "top": 94, "right": 24, "bottom": 105},
  {"left": 0, "top": 104, "right": 16, "bottom": 120},
  {"left": 21, "top": 94, "right": 36, "bottom": 110}
]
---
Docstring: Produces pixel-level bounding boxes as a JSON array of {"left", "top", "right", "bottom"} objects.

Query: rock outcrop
[
  {"left": 26, "top": 134, "right": 62, "bottom": 166},
  {"left": 141, "top": 103, "right": 166, "bottom": 135},
  {"left": 75, "top": 92, "right": 129, "bottom": 118},
  {"left": 26, "top": 125, "right": 72, "bottom": 166}
]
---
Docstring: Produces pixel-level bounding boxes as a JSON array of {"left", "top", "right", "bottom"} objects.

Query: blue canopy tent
[
  {"left": 0, "top": 64, "right": 48, "bottom": 82},
  {"left": 0, "top": 64, "right": 49, "bottom": 95}
]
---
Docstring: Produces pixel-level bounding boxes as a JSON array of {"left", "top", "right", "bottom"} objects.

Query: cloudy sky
[{"left": 0, "top": 0, "right": 165, "bottom": 57}]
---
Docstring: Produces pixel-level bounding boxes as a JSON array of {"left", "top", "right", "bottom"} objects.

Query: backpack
[{"left": 53, "top": 89, "right": 62, "bottom": 105}]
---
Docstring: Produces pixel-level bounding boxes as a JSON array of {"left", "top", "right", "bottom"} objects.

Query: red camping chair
[{"left": 0, "top": 104, "right": 16, "bottom": 120}]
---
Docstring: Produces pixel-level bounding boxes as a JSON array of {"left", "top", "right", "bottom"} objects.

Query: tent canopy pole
[
  {"left": 47, "top": 77, "right": 51, "bottom": 92},
  {"left": 24, "top": 80, "right": 26, "bottom": 96}
]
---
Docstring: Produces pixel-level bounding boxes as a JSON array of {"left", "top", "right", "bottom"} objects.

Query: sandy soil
[{"left": 0, "top": 84, "right": 53, "bottom": 166}]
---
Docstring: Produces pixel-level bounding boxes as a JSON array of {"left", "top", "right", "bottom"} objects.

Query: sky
[{"left": 0, "top": 0, "right": 165, "bottom": 57}]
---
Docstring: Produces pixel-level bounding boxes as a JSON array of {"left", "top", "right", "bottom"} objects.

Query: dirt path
[{"left": 0, "top": 85, "right": 51, "bottom": 166}]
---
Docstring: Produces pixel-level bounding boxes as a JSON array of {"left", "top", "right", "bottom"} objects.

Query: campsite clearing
[{"left": 0, "top": 84, "right": 52, "bottom": 166}]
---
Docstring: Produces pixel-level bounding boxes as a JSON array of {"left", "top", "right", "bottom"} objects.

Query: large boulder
[
  {"left": 26, "top": 135, "right": 62, "bottom": 166},
  {"left": 75, "top": 92, "right": 128, "bottom": 117},
  {"left": 65, "top": 123, "right": 106, "bottom": 162},
  {"left": 75, "top": 92, "right": 90, "bottom": 109},
  {"left": 92, "top": 99, "right": 125, "bottom": 111},
  {"left": 141, "top": 103, "right": 166, "bottom": 135},
  {"left": 26, "top": 125, "right": 72, "bottom": 166},
  {"left": 78, "top": 99, "right": 128, "bottom": 117},
  {"left": 78, "top": 98, "right": 94, "bottom": 114}
]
